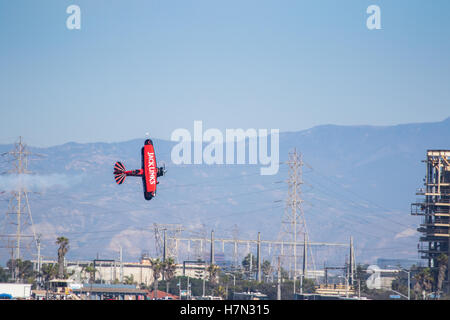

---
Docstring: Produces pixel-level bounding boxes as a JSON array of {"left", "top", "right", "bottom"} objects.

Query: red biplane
[{"left": 113, "top": 139, "right": 165, "bottom": 200}]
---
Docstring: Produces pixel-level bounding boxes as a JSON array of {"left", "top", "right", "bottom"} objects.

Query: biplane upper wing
[{"left": 141, "top": 139, "right": 158, "bottom": 200}]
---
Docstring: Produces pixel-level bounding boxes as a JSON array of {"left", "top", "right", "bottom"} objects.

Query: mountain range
[{"left": 1, "top": 117, "right": 449, "bottom": 268}]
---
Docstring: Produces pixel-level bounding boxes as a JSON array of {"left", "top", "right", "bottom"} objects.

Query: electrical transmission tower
[
  {"left": 279, "top": 149, "right": 309, "bottom": 294},
  {"left": 0, "top": 137, "right": 39, "bottom": 275},
  {"left": 153, "top": 223, "right": 183, "bottom": 261},
  {"left": 186, "top": 224, "right": 208, "bottom": 261}
]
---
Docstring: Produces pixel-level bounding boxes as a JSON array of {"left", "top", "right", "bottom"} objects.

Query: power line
[
  {"left": 305, "top": 163, "right": 415, "bottom": 229},
  {"left": 303, "top": 174, "right": 407, "bottom": 236}
]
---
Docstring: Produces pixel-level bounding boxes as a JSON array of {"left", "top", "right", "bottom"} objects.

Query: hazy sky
[{"left": 1, "top": 0, "right": 449, "bottom": 146}]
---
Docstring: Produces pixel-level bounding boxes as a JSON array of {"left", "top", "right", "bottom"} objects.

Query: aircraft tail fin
[{"left": 114, "top": 161, "right": 126, "bottom": 185}]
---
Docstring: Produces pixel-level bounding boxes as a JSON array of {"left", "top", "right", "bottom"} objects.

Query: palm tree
[
  {"left": 163, "top": 257, "right": 177, "bottom": 295},
  {"left": 207, "top": 264, "right": 220, "bottom": 284},
  {"left": 0, "top": 266, "right": 9, "bottom": 282},
  {"left": 261, "top": 260, "right": 272, "bottom": 282},
  {"left": 436, "top": 254, "right": 448, "bottom": 295},
  {"left": 213, "top": 285, "right": 226, "bottom": 299},
  {"left": 41, "top": 263, "right": 58, "bottom": 284},
  {"left": 150, "top": 258, "right": 163, "bottom": 299},
  {"left": 414, "top": 268, "right": 433, "bottom": 299},
  {"left": 56, "top": 237, "right": 69, "bottom": 279},
  {"left": 82, "top": 263, "right": 97, "bottom": 284},
  {"left": 7, "top": 259, "right": 35, "bottom": 283},
  {"left": 123, "top": 274, "right": 135, "bottom": 285},
  {"left": 242, "top": 253, "right": 257, "bottom": 279}
]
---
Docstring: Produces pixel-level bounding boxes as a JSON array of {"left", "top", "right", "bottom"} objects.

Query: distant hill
[{"left": 0, "top": 117, "right": 449, "bottom": 266}]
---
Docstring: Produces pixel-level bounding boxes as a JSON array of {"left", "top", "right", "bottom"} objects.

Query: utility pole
[
  {"left": 187, "top": 276, "right": 190, "bottom": 300},
  {"left": 162, "top": 229, "right": 166, "bottom": 281},
  {"left": 119, "top": 246, "right": 123, "bottom": 283},
  {"left": 225, "top": 282, "right": 228, "bottom": 300},
  {"left": 345, "top": 275, "right": 349, "bottom": 299},
  {"left": 257, "top": 232, "right": 261, "bottom": 282},
  {"left": 400, "top": 269, "right": 411, "bottom": 300},
  {"left": 407, "top": 271, "right": 410, "bottom": 300},
  {"left": 163, "top": 229, "right": 167, "bottom": 262},
  {"left": 249, "top": 252, "right": 253, "bottom": 280},
  {"left": 299, "top": 234, "right": 307, "bottom": 295},
  {"left": 358, "top": 279, "right": 361, "bottom": 299},
  {"left": 210, "top": 230, "right": 215, "bottom": 266},
  {"left": 232, "top": 224, "right": 239, "bottom": 269},
  {"left": 349, "top": 236, "right": 355, "bottom": 285},
  {"left": 300, "top": 273, "right": 303, "bottom": 295},
  {"left": 203, "top": 276, "right": 206, "bottom": 297},
  {"left": 37, "top": 235, "right": 41, "bottom": 289},
  {"left": 277, "top": 256, "right": 281, "bottom": 300}
]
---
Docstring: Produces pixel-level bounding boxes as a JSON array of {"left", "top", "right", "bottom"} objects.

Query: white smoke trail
[{"left": 0, "top": 173, "right": 83, "bottom": 192}]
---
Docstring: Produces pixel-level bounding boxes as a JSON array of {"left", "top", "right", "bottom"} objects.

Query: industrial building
[
  {"left": 233, "top": 291, "right": 269, "bottom": 300},
  {"left": 32, "top": 257, "right": 209, "bottom": 288},
  {"left": 411, "top": 150, "right": 450, "bottom": 292},
  {"left": 0, "top": 283, "right": 32, "bottom": 299},
  {"left": 376, "top": 258, "right": 422, "bottom": 270},
  {"left": 72, "top": 284, "right": 149, "bottom": 300}
]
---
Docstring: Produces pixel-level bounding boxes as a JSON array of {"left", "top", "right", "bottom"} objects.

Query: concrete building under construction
[{"left": 411, "top": 150, "right": 450, "bottom": 292}]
